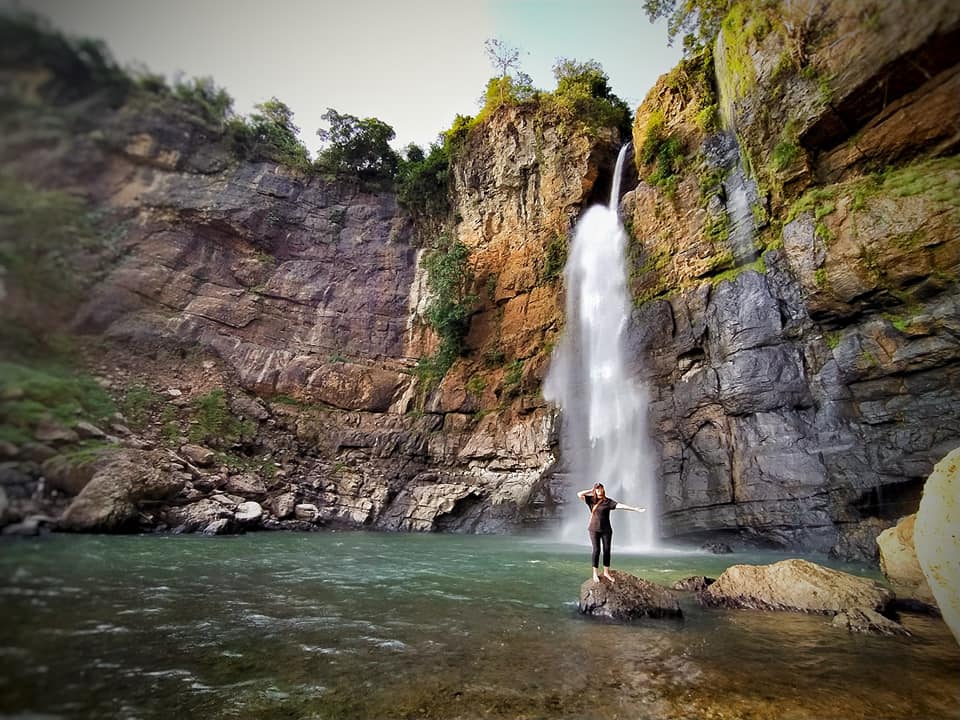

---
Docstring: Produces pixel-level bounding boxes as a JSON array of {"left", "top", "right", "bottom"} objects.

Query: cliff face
[
  {"left": 624, "top": 0, "right": 960, "bottom": 558},
  {"left": 0, "top": 68, "right": 614, "bottom": 534}
]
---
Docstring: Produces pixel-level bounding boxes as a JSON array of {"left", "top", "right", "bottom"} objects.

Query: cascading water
[{"left": 543, "top": 145, "right": 657, "bottom": 549}]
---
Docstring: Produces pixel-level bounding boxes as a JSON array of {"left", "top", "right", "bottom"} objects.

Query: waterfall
[{"left": 543, "top": 145, "right": 658, "bottom": 549}]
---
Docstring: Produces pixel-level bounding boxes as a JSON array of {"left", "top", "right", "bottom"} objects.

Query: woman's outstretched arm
[{"left": 616, "top": 503, "right": 646, "bottom": 512}]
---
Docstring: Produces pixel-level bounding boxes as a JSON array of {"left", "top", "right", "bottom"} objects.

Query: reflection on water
[{"left": 0, "top": 533, "right": 957, "bottom": 719}]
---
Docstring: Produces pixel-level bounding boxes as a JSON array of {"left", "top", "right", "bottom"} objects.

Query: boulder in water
[
  {"left": 59, "top": 450, "right": 184, "bottom": 532},
  {"left": 234, "top": 501, "right": 263, "bottom": 525},
  {"left": 700, "top": 558, "right": 894, "bottom": 614},
  {"left": 166, "top": 499, "right": 230, "bottom": 533},
  {"left": 877, "top": 513, "right": 936, "bottom": 605},
  {"left": 578, "top": 571, "right": 683, "bottom": 621}
]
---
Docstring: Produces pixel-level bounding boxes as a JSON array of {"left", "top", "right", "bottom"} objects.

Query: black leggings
[{"left": 589, "top": 530, "right": 612, "bottom": 568}]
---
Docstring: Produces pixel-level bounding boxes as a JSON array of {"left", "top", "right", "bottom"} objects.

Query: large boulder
[
  {"left": 165, "top": 499, "right": 231, "bottom": 533},
  {"left": 58, "top": 450, "right": 185, "bottom": 532},
  {"left": 877, "top": 514, "right": 936, "bottom": 604},
  {"left": 224, "top": 473, "right": 266, "bottom": 497},
  {"left": 42, "top": 452, "right": 106, "bottom": 496},
  {"left": 700, "top": 559, "right": 894, "bottom": 614},
  {"left": 578, "top": 571, "right": 683, "bottom": 621},
  {"left": 915, "top": 447, "right": 960, "bottom": 645},
  {"left": 234, "top": 501, "right": 263, "bottom": 526},
  {"left": 270, "top": 491, "right": 297, "bottom": 519}
]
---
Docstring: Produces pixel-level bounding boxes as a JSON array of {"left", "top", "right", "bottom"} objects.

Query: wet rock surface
[{"left": 578, "top": 571, "right": 683, "bottom": 621}]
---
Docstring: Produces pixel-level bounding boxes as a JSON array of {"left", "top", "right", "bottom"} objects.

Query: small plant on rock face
[
  {"left": 466, "top": 374, "right": 487, "bottom": 397},
  {"left": 417, "top": 235, "right": 478, "bottom": 381},
  {"left": 541, "top": 234, "right": 568, "bottom": 284},
  {"left": 188, "top": 389, "right": 255, "bottom": 448}
]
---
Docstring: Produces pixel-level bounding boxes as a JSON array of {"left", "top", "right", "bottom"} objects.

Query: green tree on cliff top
[{"left": 315, "top": 108, "right": 400, "bottom": 183}]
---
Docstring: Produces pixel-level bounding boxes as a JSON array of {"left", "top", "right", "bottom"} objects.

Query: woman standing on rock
[{"left": 577, "top": 482, "right": 645, "bottom": 583}]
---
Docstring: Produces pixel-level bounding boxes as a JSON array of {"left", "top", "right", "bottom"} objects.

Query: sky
[{"left": 11, "top": 0, "right": 682, "bottom": 155}]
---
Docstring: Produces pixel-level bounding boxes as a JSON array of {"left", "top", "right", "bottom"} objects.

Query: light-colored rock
[
  {"left": 578, "top": 571, "right": 683, "bottom": 621},
  {"left": 224, "top": 474, "right": 266, "bottom": 496},
  {"left": 179, "top": 443, "right": 216, "bottom": 467},
  {"left": 211, "top": 493, "right": 245, "bottom": 507},
  {"left": 878, "top": 514, "right": 935, "bottom": 604},
  {"left": 202, "top": 518, "right": 233, "bottom": 535},
  {"left": 229, "top": 393, "right": 269, "bottom": 421},
  {"left": 701, "top": 559, "right": 894, "bottom": 614},
  {"left": 234, "top": 501, "right": 263, "bottom": 525},
  {"left": 165, "top": 388, "right": 182, "bottom": 397},
  {"left": 166, "top": 499, "right": 229, "bottom": 533},
  {"left": 270, "top": 491, "right": 297, "bottom": 519},
  {"left": 58, "top": 450, "right": 185, "bottom": 532},
  {"left": 294, "top": 503, "right": 318, "bottom": 521},
  {"left": 0, "top": 441, "right": 19, "bottom": 459},
  {"left": 73, "top": 421, "right": 106, "bottom": 440},
  {"left": 915, "top": 447, "right": 960, "bottom": 645}
]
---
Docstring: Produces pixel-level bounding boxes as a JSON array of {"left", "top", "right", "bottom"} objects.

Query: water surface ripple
[{"left": 0, "top": 533, "right": 957, "bottom": 719}]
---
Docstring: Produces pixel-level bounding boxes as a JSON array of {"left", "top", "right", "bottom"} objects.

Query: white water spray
[{"left": 543, "top": 145, "right": 658, "bottom": 549}]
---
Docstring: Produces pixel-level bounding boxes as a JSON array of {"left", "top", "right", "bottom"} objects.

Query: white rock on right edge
[{"left": 914, "top": 447, "right": 960, "bottom": 645}]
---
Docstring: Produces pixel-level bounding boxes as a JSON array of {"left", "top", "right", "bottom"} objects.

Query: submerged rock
[
  {"left": 699, "top": 542, "right": 733, "bottom": 554},
  {"left": 700, "top": 559, "right": 894, "bottom": 614},
  {"left": 578, "top": 571, "right": 682, "bottom": 621},
  {"left": 672, "top": 576, "right": 715, "bottom": 593},
  {"left": 831, "top": 609, "right": 910, "bottom": 637}
]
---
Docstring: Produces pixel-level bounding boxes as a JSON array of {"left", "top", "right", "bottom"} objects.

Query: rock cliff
[
  {"left": 623, "top": 0, "right": 960, "bottom": 557},
  {"left": 0, "top": 43, "right": 615, "bottom": 535}
]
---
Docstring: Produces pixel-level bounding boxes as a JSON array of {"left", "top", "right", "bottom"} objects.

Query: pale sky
[{"left": 12, "top": 0, "right": 682, "bottom": 155}]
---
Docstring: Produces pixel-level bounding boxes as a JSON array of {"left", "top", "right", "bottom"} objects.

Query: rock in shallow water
[
  {"left": 832, "top": 608, "right": 911, "bottom": 637},
  {"left": 700, "top": 558, "right": 894, "bottom": 614},
  {"left": 578, "top": 571, "right": 682, "bottom": 621}
]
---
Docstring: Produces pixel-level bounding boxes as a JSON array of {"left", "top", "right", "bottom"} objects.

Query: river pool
[{"left": 0, "top": 532, "right": 957, "bottom": 719}]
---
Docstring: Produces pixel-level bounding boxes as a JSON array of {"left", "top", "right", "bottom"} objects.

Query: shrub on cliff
[
  {"left": 170, "top": 75, "right": 235, "bottom": 127},
  {"left": 0, "top": 9, "right": 131, "bottom": 105},
  {"left": 396, "top": 142, "right": 450, "bottom": 231},
  {"left": 418, "top": 236, "right": 478, "bottom": 379},
  {"left": 314, "top": 108, "right": 400, "bottom": 184},
  {"left": 228, "top": 98, "right": 311, "bottom": 171},
  {"left": 547, "top": 58, "right": 631, "bottom": 138}
]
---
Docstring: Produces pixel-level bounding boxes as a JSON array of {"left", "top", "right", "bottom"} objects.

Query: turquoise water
[{"left": 0, "top": 532, "right": 957, "bottom": 719}]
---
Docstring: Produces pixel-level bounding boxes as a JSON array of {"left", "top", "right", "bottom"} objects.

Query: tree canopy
[
  {"left": 315, "top": 108, "right": 400, "bottom": 181},
  {"left": 643, "top": 0, "right": 732, "bottom": 54}
]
